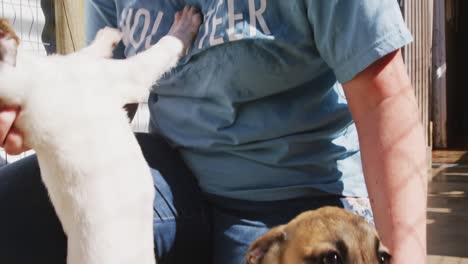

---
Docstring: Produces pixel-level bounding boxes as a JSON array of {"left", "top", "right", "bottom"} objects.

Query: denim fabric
[
  {"left": 0, "top": 155, "right": 67, "bottom": 263},
  {"left": 0, "top": 133, "right": 372, "bottom": 264}
]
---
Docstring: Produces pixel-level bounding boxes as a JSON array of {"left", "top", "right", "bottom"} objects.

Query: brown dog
[{"left": 245, "top": 206, "right": 391, "bottom": 264}]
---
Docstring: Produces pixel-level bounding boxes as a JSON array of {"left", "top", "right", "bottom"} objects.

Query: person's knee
[
  {"left": 0, "top": 155, "right": 67, "bottom": 264},
  {"left": 154, "top": 216, "right": 212, "bottom": 264}
]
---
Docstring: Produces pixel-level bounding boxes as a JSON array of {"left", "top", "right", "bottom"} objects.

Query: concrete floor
[{"left": 428, "top": 151, "right": 468, "bottom": 263}]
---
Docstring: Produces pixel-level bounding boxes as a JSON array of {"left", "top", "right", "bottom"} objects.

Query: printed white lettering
[
  {"left": 120, "top": 8, "right": 133, "bottom": 47},
  {"left": 198, "top": 9, "right": 215, "bottom": 49},
  {"left": 248, "top": 0, "right": 271, "bottom": 37},
  {"left": 145, "top": 11, "right": 164, "bottom": 49},
  {"left": 210, "top": 0, "right": 225, "bottom": 46},
  {"left": 227, "top": 0, "right": 244, "bottom": 41},
  {"left": 129, "top": 8, "right": 151, "bottom": 49},
  {"left": 120, "top": 2, "right": 271, "bottom": 51}
]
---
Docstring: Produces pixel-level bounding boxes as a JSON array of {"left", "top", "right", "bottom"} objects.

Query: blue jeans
[{"left": 0, "top": 133, "right": 373, "bottom": 264}]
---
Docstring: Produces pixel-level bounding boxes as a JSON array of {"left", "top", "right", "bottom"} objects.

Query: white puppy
[{"left": 0, "top": 7, "right": 201, "bottom": 264}]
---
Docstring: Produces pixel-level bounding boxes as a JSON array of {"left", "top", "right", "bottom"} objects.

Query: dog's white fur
[{"left": 0, "top": 7, "right": 200, "bottom": 264}]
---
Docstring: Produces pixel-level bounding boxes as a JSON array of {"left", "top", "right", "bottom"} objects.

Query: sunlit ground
[{"left": 428, "top": 151, "right": 468, "bottom": 263}]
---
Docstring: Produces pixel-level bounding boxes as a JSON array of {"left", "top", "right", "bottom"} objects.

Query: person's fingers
[
  {"left": 0, "top": 106, "right": 18, "bottom": 146},
  {"left": 192, "top": 12, "right": 202, "bottom": 25},
  {"left": 3, "top": 127, "right": 27, "bottom": 155},
  {"left": 174, "top": 11, "right": 182, "bottom": 22}
]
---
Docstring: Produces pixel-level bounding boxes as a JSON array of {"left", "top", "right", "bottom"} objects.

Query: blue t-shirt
[{"left": 86, "top": 0, "right": 412, "bottom": 201}]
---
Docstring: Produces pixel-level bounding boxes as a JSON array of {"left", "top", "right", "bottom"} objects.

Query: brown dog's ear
[{"left": 245, "top": 225, "right": 287, "bottom": 264}]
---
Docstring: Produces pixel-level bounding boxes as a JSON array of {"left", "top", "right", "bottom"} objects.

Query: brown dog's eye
[
  {"left": 378, "top": 252, "right": 391, "bottom": 264},
  {"left": 320, "top": 252, "right": 342, "bottom": 264}
]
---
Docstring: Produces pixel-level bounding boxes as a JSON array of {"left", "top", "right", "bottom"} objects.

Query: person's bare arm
[{"left": 343, "top": 50, "right": 427, "bottom": 263}]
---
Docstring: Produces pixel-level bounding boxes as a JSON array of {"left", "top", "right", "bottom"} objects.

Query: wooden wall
[
  {"left": 54, "top": 0, "right": 84, "bottom": 54},
  {"left": 432, "top": 0, "right": 447, "bottom": 148},
  {"left": 401, "top": 0, "right": 434, "bottom": 149}
]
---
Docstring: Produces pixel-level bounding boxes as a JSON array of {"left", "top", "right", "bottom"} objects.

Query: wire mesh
[{"left": 1, "top": 0, "right": 49, "bottom": 54}]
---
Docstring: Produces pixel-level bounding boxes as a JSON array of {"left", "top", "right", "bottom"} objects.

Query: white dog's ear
[{"left": 245, "top": 225, "right": 287, "bottom": 264}]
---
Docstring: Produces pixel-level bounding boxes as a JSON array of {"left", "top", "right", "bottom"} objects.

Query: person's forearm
[
  {"left": 343, "top": 50, "right": 427, "bottom": 263},
  {"left": 354, "top": 88, "right": 427, "bottom": 263}
]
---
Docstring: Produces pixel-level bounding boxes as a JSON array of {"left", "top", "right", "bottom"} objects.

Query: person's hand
[
  {"left": 167, "top": 6, "right": 202, "bottom": 54},
  {"left": 0, "top": 105, "right": 28, "bottom": 155}
]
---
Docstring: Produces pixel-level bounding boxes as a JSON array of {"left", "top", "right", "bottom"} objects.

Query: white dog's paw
[
  {"left": 167, "top": 6, "right": 202, "bottom": 52},
  {"left": 82, "top": 27, "right": 123, "bottom": 58},
  {"left": 94, "top": 27, "right": 123, "bottom": 49}
]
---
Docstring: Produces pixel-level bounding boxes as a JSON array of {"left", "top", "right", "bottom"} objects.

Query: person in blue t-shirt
[{"left": 0, "top": 1, "right": 427, "bottom": 263}]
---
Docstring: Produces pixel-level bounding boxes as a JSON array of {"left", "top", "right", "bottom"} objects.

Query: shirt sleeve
[
  {"left": 306, "top": 0, "right": 413, "bottom": 83},
  {"left": 85, "top": 0, "right": 124, "bottom": 58}
]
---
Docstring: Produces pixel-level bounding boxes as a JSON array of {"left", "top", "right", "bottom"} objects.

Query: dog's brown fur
[
  {"left": 245, "top": 206, "right": 391, "bottom": 264},
  {"left": 0, "top": 19, "right": 19, "bottom": 65},
  {"left": 0, "top": 19, "right": 19, "bottom": 44}
]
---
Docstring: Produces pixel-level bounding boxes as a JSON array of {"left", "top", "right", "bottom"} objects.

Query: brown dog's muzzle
[{"left": 245, "top": 206, "right": 391, "bottom": 264}]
